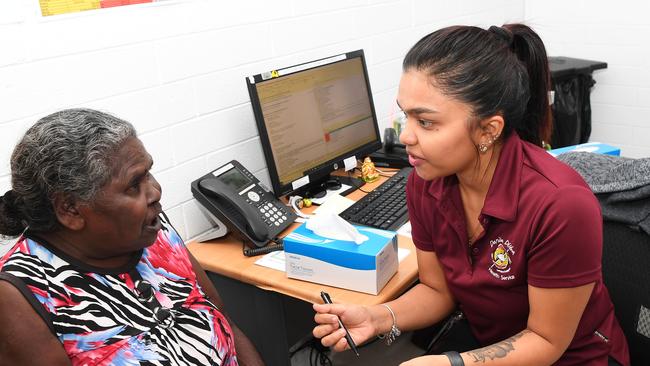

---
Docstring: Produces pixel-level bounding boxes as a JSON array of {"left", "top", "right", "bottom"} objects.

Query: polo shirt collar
[
  {"left": 426, "top": 132, "right": 523, "bottom": 222},
  {"left": 481, "top": 132, "right": 522, "bottom": 222},
  {"left": 427, "top": 172, "right": 446, "bottom": 201}
]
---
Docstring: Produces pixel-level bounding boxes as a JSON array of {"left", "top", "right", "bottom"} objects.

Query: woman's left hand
[{"left": 400, "top": 355, "right": 450, "bottom": 366}]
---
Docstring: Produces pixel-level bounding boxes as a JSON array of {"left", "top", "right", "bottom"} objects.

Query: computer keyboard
[{"left": 339, "top": 167, "right": 413, "bottom": 231}]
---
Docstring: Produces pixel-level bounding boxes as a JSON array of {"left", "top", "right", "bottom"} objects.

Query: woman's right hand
[{"left": 312, "top": 302, "right": 377, "bottom": 352}]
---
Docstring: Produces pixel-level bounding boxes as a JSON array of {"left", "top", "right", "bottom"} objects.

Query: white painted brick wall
[
  {"left": 525, "top": 0, "right": 650, "bottom": 158},
  {"left": 0, "top": 0, "right": 525, "bottom": 245}
]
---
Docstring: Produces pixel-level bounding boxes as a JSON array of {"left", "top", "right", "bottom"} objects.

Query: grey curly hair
[{"left": 0, "top": 108, "right": 137, "bottom": 236}]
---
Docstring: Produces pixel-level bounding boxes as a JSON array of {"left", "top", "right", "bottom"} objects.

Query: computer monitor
[{"left": 246, "top": 50, "right": 382, "bottom": 198}]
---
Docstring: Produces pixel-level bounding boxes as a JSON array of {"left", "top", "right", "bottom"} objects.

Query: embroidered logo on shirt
[{"left": 488, "top": 237, "right": 516, "bottom": 281}]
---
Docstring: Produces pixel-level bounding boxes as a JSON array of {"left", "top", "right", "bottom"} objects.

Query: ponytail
[{"left": 504, "top": 24, "right": 552, "bottom": 146}]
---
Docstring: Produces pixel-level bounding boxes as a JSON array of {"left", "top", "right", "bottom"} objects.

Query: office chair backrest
[{"left": 602, "top": 221, "right": 650, "bottom": 365}]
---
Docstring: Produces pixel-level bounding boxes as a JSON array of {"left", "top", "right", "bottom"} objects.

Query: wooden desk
[
  {"left": 187, "top": 235, "right": 417, "bottom": 306},
  {"left": 187, "top": 172, "right": 418, "bottom": 366}
]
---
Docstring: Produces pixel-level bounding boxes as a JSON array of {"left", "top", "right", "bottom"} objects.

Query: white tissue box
[{"left": 284, "top": 223, "right": 398, "bottom": 295}]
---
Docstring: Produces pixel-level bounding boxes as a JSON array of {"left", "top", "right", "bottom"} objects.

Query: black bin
[{"left": 549, "top": 56, "right": 607, "bottom": 148}]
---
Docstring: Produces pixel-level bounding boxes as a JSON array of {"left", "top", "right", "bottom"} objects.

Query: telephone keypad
[
  {"left": 242, "top": 180, "right": 293, "bottom": 232},
  {"left": 255, "top": 196, "right": 292, "bottom": 230}
]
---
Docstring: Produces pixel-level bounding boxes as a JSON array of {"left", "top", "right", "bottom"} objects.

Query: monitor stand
[{"left": 297, "top": 174, "right": 365, "bottom": 200}]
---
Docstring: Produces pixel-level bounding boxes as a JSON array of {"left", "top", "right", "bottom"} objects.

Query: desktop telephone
[{"left": 190, "top": 160, "right": 297, "bottom": 254}]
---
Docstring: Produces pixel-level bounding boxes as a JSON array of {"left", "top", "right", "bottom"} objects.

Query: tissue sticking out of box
[{"left": 306, "top": 211, "right": 368, "bottom": 244}]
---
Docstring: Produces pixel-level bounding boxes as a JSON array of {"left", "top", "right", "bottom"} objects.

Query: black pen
[{"left": 320, "top": 291, "right": 360, "bottom": 357}]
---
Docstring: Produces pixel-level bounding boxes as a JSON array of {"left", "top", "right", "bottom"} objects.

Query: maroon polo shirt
[{"left": 407, "top": 132, "right": 629, "bottom": 366}]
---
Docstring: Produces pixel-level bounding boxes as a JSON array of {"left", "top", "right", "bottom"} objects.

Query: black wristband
[{"left": 443, "top": 351, "right": 465, "bottom": 366}]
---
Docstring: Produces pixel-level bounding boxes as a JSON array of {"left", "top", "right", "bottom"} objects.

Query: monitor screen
[{"left": 246, "top": 50, "right": 382, "bottom": 197}]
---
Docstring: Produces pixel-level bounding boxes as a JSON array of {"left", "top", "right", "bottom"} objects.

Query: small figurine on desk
[{"left": 361, "top": 157, "right": 380, "bottom": 183}]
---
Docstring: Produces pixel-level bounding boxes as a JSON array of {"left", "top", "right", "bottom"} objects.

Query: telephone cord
[{"left": 242, "top": 237, "right": 284, "bottom": 257}]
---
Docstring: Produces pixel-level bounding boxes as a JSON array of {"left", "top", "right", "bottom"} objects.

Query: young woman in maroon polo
[{"left": 313, "top": 24, "right": 629, "bottom": 366}]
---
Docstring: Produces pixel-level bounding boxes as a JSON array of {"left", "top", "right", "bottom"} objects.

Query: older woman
[{"left": 0, "top": 109, "right": 263, "bottom": 366}]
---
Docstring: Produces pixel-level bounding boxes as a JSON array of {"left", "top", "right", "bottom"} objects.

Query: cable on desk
[
  {"left": 355, "top": 165, "right": 398, "bottom": 178},
  {"left": 355, "top": 157, "right": 399, "bottom": 177},
  {"left": 378, "top": 169, "right": 398, "bottom": 177},
  {"left": 345, "top": 170, "right": 372, "bottom": 193},
  {"left": 242, "top": 237, "right": 284, "bottom": 257}
]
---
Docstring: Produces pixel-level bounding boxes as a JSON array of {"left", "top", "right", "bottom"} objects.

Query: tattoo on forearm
[{"left": 467, "top": 330, "right": 530, "bottom": 363}]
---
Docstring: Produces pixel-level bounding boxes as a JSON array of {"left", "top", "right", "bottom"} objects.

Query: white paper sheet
[{"left": 312, "top": 194, "right": 355, "bottom": 215}]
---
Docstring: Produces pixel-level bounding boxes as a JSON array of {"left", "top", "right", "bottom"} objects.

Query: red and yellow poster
[{"left": 39, "top": 0, "right": 161, "bottom": 17}]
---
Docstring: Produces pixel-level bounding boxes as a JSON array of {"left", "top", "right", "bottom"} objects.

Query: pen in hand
[{"left": 320, "top": 291, "right": 360, "bottom": 357}]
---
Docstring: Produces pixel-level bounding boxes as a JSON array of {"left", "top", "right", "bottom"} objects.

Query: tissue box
[
  {"left": 284, "top": 223, "right": 398, "bottom": 295},
  {"left": 548, "top": 142, "right": 620, "bottom": 157}
]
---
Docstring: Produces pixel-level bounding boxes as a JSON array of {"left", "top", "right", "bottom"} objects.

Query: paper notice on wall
[{"left": 39, "top": 0, "right": 165, "bottom": 17}]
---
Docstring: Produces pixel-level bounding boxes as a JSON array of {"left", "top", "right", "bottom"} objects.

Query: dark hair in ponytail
[{"left": 402, "top": 23, "right": 552, "bottom": 146}]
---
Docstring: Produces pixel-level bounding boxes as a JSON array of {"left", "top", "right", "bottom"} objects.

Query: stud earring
[{"left": 478, "top": 143, "right": 489, "bottom": 153}]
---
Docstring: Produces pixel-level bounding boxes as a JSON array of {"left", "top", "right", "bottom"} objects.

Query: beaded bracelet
[{"left": 377, "top": 304, "right": 401, "bottom": 346}]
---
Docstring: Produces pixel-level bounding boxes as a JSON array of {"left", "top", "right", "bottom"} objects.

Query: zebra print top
[{"left": 0, "top": 218, "right": 239, "bottom": 366}]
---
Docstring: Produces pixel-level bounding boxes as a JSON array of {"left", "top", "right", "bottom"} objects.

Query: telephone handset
[
  {"left": 191, "top": 160, "right": 297, "bottom": 251},
  {"left": 198, "top": 178, "right": 270, "bottom": 241}
]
